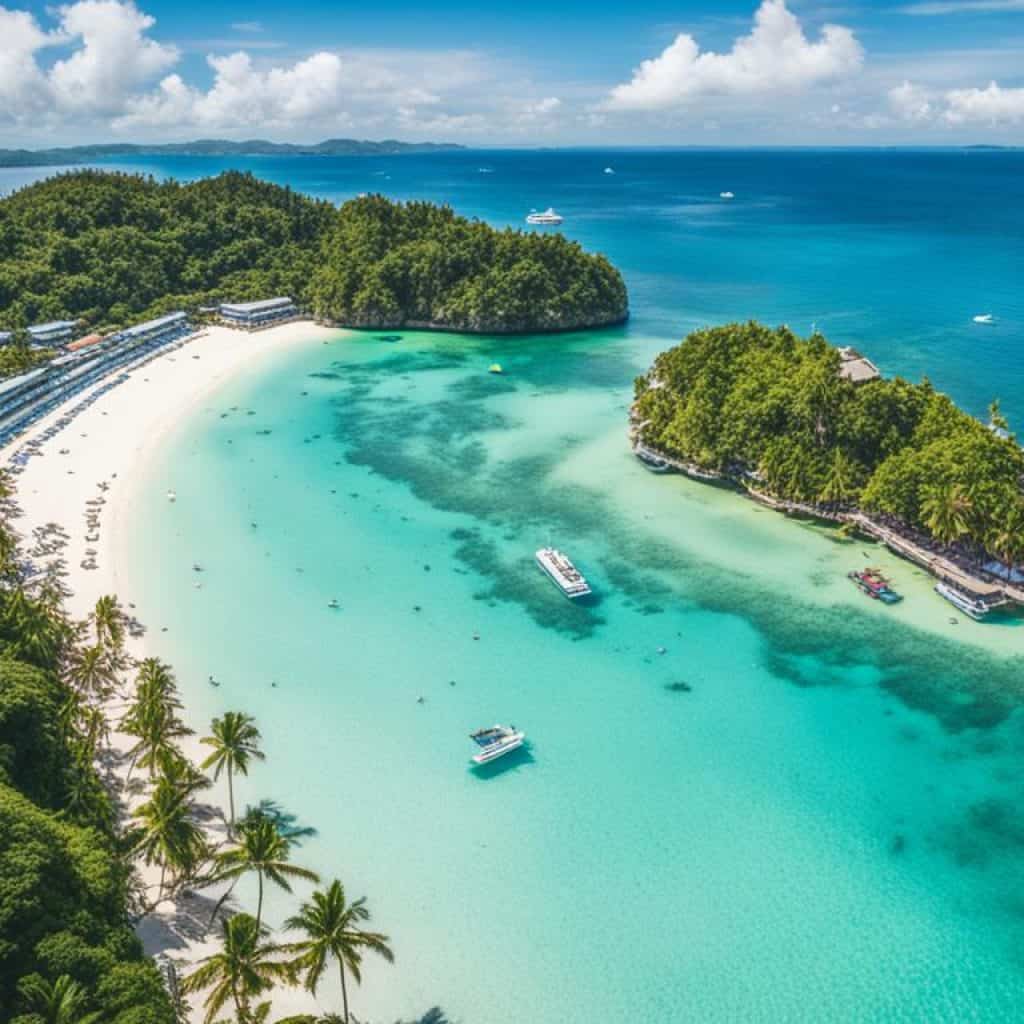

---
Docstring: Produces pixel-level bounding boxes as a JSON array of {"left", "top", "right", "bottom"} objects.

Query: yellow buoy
[{"left": 489, "top": 363, "right": 504, "bottom": 375}]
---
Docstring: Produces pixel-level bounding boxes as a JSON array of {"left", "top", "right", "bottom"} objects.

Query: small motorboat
[
  {"left": 934, "top": 582, "right": 991, "bottom": 620},
  {"left": 849, "top": 567, "right": 903, "bottom": 604},
  {"left": 470, "top": 725, "right": 525, "bottom": 765},
  {"left": 489, "top": 363, "right": 504, "bottom": 375},
  {"left": 167, "top": 490, "right": 176, "bottom": 501},
  {"left": 972, "top": 313, "right": 994, "bottom": 325},
  {"left": 327, "top": 598, "right": 340, "bottom": 609},
  {"left": 719, "top": 191, "right": 735, "bottom": 199},
  {"left": 603, "top": 167, "right": 615, "bottom": 175}
]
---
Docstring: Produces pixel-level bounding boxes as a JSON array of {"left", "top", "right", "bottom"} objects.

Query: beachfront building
[
  {"left": 219, "top": 297, "right": 297, "bottom": 330},
  {"left": 28, "top": 320, "right": 78, "bottom": 348},
  {"left": 0, "top": 312, "right": 193, "bottom": 446},
  {"left": 838, "top": 346, "right": 881, "bottom": 384}
]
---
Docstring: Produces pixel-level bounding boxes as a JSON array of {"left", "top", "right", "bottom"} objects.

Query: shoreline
[
  {"left": 3, "top": 319, "right": 342, "bottom": 1019},
  {"left": 629, "top": 430, "right": 1024, "bottom": 618}
]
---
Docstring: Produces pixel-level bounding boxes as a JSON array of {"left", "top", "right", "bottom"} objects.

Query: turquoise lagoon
[
  {"left": 71, "top": 148, "right": 1024, "bottom": 1020},
  {"left": 124, "top": 325, "right": 1024, "bottom": 1022}
]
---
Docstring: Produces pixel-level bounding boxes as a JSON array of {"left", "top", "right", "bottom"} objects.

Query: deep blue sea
[{"left": 9, "top": 149, "right": 1024, "bottom": 1021}]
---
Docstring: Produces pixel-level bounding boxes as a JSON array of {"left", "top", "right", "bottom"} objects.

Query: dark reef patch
[{"left": 324, "top": 344, "right": 1024, "bottom": 733}]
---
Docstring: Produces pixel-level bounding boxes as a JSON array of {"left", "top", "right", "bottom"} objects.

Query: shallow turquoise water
[{"left": 125, "top": 327, "right": 1024, "bottom": 1022}]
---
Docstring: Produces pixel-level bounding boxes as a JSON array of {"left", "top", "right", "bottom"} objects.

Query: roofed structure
[{"left": 837, "top": 346, "right": 881, "bottom": 384}]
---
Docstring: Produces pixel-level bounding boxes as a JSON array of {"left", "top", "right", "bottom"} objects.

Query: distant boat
[
  {"left": 488, "top": 363, "right": 504, "bottom": 375},
  {"left": 603, "top": 167, "right": 615, "bottom": 175},
  {"left": 478, "top": 167, "right": 494, "bottom": 174},
  {"left": 166, "top": 490, "right": 176, "bottom": 502},
  {"left": 470, "top": 724, "right": 525, "bottom": 765},
  {"left": 719, "top": 191, "right": 735, "bottom": 200},
  {"left": 526, "top": 208, "right": 563, "bottom": 225},
  {"left": 536, "top": 547, "right": 591, "bottom": 598},
  {"left": 972, "top": 313, "right": 994, "bottom": 324}
]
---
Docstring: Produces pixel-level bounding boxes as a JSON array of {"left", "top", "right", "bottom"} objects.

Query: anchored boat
[
  {"left": 470, "top": 725, "right": 525, "bottom": 765},
  {"left": 849, "top": 567, "right": 902, "bottom": 604},
  {"left": 934, "top": 582, "right": 990, "bottom": 620},
  {"left": 536, "top": 547, "right": 591, "bottom": 598},
  {"left": 526, "top": 208, "right": 563, "bottom": 225}
]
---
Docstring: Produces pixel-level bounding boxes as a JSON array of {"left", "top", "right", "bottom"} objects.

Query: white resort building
[
  {"left": 838, "top": 346, "right": 881, "bottom": 385},
  {"left": 0, "top": 312, "right": 193, "bottom": 446},
  {"left": 28, "top": 320, "right": 78, "bottom": 347},
  {"left": 219, "top": 297, "right": 297, "bottom": 330}
]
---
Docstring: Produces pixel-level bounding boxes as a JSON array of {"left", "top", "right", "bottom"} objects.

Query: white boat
[
  {"left": 470, "top": 724, "right": 525, "bottom": 765},
  {"left": 719, "top": 191, "right": 735, "bottom": 199},
  {"left": 934, "top": 582, "right": 989, "bottom": 620},
  {"left": 603, "top": 167, "right": 615, "bottom": 175},
  {"left": 972, "top": 313, "right": 994, "bottom": 324},
  {"left": 536, "top": 546, "right": 591, "bottom": 598},
  {"left": 526, "top": 208, "right": 563, "bottom": 225}
]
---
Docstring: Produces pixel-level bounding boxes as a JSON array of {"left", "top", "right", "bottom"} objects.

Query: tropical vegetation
[
  {"left": 0, "top": 468, "right": 432, "bottom": 1022},
  {"left": 0, "top": 170, "right": 627, "bottom": 340},
  {"left": 634, "top": 322, "right": 1024, "bottom": 561}
]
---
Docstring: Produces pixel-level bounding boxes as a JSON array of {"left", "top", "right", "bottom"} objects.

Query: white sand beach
[{"left": 3, "top": 320, "right": 341, "bottom": 1018}]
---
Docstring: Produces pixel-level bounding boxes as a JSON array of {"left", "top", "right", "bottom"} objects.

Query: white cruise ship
[
  {"left": 526, "top": 208, "right": 563, "bottom": 225},
  {"left": 536, "top": 547, "right": 591, "bottom": 598},
  {"left": 470, "top": 725, "right": 525, "bottom": 765}
]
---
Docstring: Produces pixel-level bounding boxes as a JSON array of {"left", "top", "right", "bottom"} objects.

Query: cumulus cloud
[
  {"left": 889, "top": 79, "right": 1024, "bottom": 124},
  {"left": 0, "top": 0, "right": 176, "bottom": 119},
  {"left": 606, "top": 0, "right": 863, "bottom": 111},
  {"left": 0, "top": 7, "right": 56, "bottom": 115},
  {"left": 944, "top": 81, "right": 1024, "bottom": 123},
  {"left": 49, "top": 1, "right": 178, "bottom": 114}
]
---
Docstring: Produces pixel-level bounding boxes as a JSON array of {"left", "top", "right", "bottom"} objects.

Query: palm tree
[
  {"left": 92, "top": 593, "right": 125, "bottom": 654},
  {"left": 988, "top": 500, "right": 1024, "bottom": 575},
  {"left": 181, "top": 914, "right": 294, "bottom": 1024},
  {"left": 131, "top": 775, "right": 208, "bottom": 903},
  {"left": 17, "top": 974, "right": 102, "bottom": 1024},
  {"left": 200, "top": 712, "right": 265, "bottom": 832},
  {"left": 284, "top": 880, "right": 395, "bottom": 1024},
  {"left": 211, "top": 818, "right": 320, "bottom": 931},
  {"left": 121, "top": 659, "right": 192, "bottom": 780},
  {"left": 817, "top": 449, "right": 857, "bottom": 510},
  {"left": 67, "top": 644, "right": 117, "bottom": 704},
  {"left": 920, "top": 482, "right": 973, "bottom": 547}
]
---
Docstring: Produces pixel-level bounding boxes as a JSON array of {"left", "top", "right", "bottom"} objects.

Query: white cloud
[
  {"left": 888, "top": 80, "right": 934, "bottom": 121},
  {"left": 944, "top": 81, "right": 1024, "bottom": 123},
  {"left": 49, "top": 1, "right": 178, "bottom": 114},
  {"left": 0, "top": 0, "right": 176, "bottom": 119},
  {"left": 0, "top": 7, "right": 56, "bottom": 116},
  {"left": 606, "top": 0, "right": 863, "bottom": 111},
  {"left": 900, "top": 0, "right": 1024, "bottom": 14},
  {"left": 888, "top": 78, "right": 1024, "bottom": 124},
  {"left": 517, "top": 96, "right": 561, "bottom": 122},
  {"left": 117, "top": 51, "right": 348, "bottom": 128}
]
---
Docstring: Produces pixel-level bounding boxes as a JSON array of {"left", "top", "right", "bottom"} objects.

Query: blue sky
[{"left": 3, "top": 0, "right": 1024, "bottom": 146}]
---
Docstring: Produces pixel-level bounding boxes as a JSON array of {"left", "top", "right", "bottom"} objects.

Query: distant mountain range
[{"left": 0, "top": 138, "right": 465, "bottom": 168}]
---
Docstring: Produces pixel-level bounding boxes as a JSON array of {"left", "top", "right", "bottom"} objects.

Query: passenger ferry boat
[
  {"left": 848, "top": 567, "right": 902, "bottom": 604},
  {"left": 526, "top": 208, "right": 563, "bottom": 225},
  {"left": 536, "top": 547, "right": 591, "bottom": 598},
  {"left": 470, "top": 725, "right": 525, "bottom": 765},
  {"left": 934, "top": 581, "right": 991, "bottom": 620},
  {"left": 633, "top": 443, "right": 670, "bottom": 473}
]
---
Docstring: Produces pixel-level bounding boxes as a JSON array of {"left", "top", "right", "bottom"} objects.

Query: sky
[{"left": 1, "top": 0, "right": 1023, "bottom": 146}]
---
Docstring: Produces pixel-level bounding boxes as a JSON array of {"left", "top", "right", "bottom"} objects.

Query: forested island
[
  {"left": 0, "top": 139, "right": 463, "bottom": 168},
  {"left": 0, "top": 171, "right": 627, "bottom": 336},
  {"left": 633, "top": 322, "right": 1024, "bottom": 565}
]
